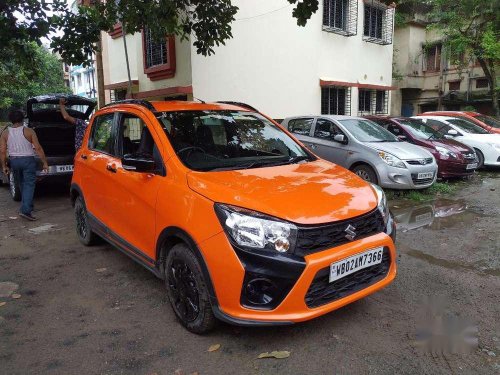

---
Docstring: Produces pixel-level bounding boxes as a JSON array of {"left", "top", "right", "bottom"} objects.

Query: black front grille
[
  {"left": 305, "top": 248, "right": 391, "bottom": 308},
  {"left": 461, "top": 152, "right": 476, "bottom": 160},
  {"left": 411, "top": 174, "right": 434, "bottom": 185},
  {"left": 406, "top": 158, "right": 433, "bottom": 165},
  {"left": 295, "top": 209, "right": 385, "bottom": 257}
]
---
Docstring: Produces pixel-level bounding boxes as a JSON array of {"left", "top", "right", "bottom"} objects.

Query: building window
[
  {"left": 375, "top": 90, "right": 388, "bottom": 114},
  {"left": 363, "top": 1, "right": 394, "bottom": 45},
  {"left": 322, "top": 0, "right": 358, "bottom": 36},
  {"left": 358, "top": 89, "right": 388, "bottom": 115},
  {"left": 77, "top": 74, "right": 82, "bottom": 87},
  {"left": 142, "top": 28, "right": 176, "bottom": 81},
  {"left": 321, "top": 87, "right": 351, "bottom": 115},
  {"left": 448, "top": 80, "right": 461, "bottom": 91},
  {"left": 424, "top": 43, "right": 442, "bottom": 72},
  {"left": 358, "top": 89, "right": 371, "bottom": 114},
  {"left": 476, "top": 78, "right": 489, "bottom": 89}
]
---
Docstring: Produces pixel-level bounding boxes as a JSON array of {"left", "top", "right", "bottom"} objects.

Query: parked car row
[{"left": 282, "top": 111, "right": 500, "bottom": 190}]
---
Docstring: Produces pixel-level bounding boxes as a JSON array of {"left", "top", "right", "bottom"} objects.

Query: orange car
[
  {"left": 70, "top": 100, "right": 397, "bottom": 333},
  {"left": 419, "top": 111, "right": 500, "bottom": 134}
]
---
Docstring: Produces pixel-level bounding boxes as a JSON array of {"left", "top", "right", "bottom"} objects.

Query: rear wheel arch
[{"left": 70, "top": 183, "right": 83, "bottom": 207}]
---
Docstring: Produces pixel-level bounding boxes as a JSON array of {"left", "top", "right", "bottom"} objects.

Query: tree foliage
[
  {"left": 428, "top": 0, "right": 500, "bottom": 115},
  {"left": 0, "top": 43, "right": 70, "bottom": 111}
]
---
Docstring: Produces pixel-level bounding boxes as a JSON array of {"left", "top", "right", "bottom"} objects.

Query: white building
[
  {"left": 69, "top": 59, "right": 97, "bottom": 99},
  {"left": 101, "top": 0, "right": 395, "bottom": 119}
]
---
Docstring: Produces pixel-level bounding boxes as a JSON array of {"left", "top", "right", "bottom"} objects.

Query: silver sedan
[{"left": 282, "top": 115, "right": 438, "bottom": 189}]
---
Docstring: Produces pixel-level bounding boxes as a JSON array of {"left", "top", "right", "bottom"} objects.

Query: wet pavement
[{"left": 0, "top": 172, "right": 499, "bottom": 374}]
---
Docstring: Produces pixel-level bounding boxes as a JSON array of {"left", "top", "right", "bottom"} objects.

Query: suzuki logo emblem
[{"left": 345, "top": 224, "right": 357, "bottom": 241}]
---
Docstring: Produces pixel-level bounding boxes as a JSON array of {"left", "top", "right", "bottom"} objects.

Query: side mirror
[
  {"left": 333, "top": 134, "right": 347, "bottom": 144},
  {"left": 447, "top": 129, "right": 458, "bottom": 136},
  {"left": 122, "top": 154, "right": 156, "bottom": 173},
  {"left": 397, "top": 135, "right": 407, "bottom": 141}
]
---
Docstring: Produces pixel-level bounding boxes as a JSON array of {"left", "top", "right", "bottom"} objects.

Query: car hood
[
  {"left": 187, "top": 159, "right": 378, "bottom": 225},
  {"left": 425, "top": 139, "right": 473, "bottom": 153},
  {"left": 27, "top": 94, "right": 96, "bottom": 122},
  {"left": 462, "top": 133, "right": 500, "bottom": 143},
  {"left": 364, "top": 141, "right": 432, "bottom": 160}
]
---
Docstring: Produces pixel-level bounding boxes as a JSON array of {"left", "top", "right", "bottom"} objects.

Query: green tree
[
  {"left": 0, "top": 43, "right": 70, "bottom": 112},
  {"left": 428, "top": 0, "right": 499, "bottom": 116}
]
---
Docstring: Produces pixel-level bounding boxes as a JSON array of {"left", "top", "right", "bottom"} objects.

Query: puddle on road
[
  {"left": 403, "top": 246, "right": 500, "bottom": 277},
  {"left": 389, "top": 198, "right": 488, "bottom": 232}
]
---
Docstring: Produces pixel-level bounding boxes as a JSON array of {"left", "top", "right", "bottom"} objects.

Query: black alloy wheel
[
  {"left": 74, "top": 196, "right": 97, "bottom": 246},
  {"left": 165, "top": 243, "right": 215, "bottom": 333}
]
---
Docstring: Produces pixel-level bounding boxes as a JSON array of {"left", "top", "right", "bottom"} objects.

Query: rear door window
[
  {"left": 313, "top": 118, "right": 344, "bottom": 140},
  {"left": 288, "top": 118, "right": 314, "bottom": 136},
  {"left": 89, "top": 113, "right": 115, "bottom": 155}
]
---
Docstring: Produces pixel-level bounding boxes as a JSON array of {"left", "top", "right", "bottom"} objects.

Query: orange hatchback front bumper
[{"left": 201, "top": 230, "right": 397, "bottom": 325}]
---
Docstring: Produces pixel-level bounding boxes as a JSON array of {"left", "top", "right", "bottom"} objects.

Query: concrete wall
[{"left": 191, "top": 0, "right": 394, "bottom": 118}]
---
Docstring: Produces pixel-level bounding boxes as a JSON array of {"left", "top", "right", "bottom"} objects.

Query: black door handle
[
  {"left": 81, "top": 154, "right": 87, "bottom": 160},
  {"left": 106, "top": 164, "right": 117, "bottom": 173}
]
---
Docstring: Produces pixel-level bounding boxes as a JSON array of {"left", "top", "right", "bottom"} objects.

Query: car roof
[
  {"left": 102, "top": 100, "right": 254, "bottom": 113},
  {"left": 284, "top": 115, "right": 365, "bottom": 121},
  {"left": 422, "top": 111, "right": 481, "bottom": 116},
  {"left": 414, "top": 115, "right": 455, "bottom": 121}
]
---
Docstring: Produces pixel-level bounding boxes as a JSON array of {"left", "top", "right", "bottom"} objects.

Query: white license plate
[
  {"left": 417, "top": 172, "right": 434, "bottom": 179},
  {"left": 466, "top": 163, "right": 478, "bottom": 170},
  {"left": 329, "top": 247, "right": 384, "bottom": 283},
  {"left": 56, "top": 165, "right": 74, "bottom": 173}
]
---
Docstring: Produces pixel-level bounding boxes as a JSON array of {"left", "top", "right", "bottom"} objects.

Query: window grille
[
  {"left": 357, "top": 89, "right": 388, "bottom": 115},
  {"left": 144, "top": 28, "right": 168, "bottom": 68},
  {"left": 322, "top": 0, "right": 358, "bottom": 36},
  {"left": 363, "top": 1, "right": 394, "bottom": 45},
  {"left": 321, "top": 87, "right": 352, "bottom": 115},
  {"left": 476, "top": 78, "right": 489, "bottom": 89}
]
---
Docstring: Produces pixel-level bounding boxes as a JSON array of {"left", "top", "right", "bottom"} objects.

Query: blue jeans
[{"left": 10, "top": 156, "right": 36, "bottom": 215}]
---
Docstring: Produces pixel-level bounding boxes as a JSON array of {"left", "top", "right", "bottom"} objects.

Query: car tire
[
  {"left": 9, "top": 173, "right": 21, "bottom": 201},
  {"left": 474, "top": 148, "right": 484, "bottom": 169},
  {"left": 352, "top": 164, "right": 378, "bottom": 184},
  {"left": 165, "top": 243, "right": 216, "bottom": 334},
  {"left": 74, "top": 195, "right": 98, "bottom": 246}
]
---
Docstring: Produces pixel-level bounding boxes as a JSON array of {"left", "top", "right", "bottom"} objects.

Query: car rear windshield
[
  {"left": 398, "top": 118, "right": 443, "bottom": 140},
  {"left": 474, "top": 115, "right": 500, "bottom": 129},
  {"left": 157, "top": 110, "right": 311, "bottom": 171},
  {"left": 31, "top": 103, "right": 91, "bottom": 114},
  {"left": 339, "top": 119, "right": 399, "bottom": 142},
  {"left": 446, "top": 119, "right": 489, "bottom": 134}
]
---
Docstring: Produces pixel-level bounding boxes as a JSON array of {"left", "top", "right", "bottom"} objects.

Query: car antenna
[{"left": 194, "top": 97, "right": 206, "bottom": 104}]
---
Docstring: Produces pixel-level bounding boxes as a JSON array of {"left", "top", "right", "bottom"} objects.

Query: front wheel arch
[
  {"left": 350, "top": 162, "right": 379, "bottom": 185},
  {"left": 156, "top": 227, "right": 217, "bottom": 303}
]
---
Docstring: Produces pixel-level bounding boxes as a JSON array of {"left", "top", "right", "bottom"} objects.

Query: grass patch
[{"left": 386, "top": 182, "right": 458, "bottom": 202}]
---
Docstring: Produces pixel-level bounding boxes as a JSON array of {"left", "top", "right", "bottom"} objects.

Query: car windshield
[
  {"left": 398, "top": 118, "right": 444, "bottom": 140},
  {"left": 157, "top": 110, "right": 311, "bottom": 171},
  {"left": 446, "top": 118, "right": 489, "bottom": 134},
  {"left": 339, "top": 119, "right": 399, "bottom": 142},
  {"left": 474, "top": 115, "right": 500, "bottom": 129}
]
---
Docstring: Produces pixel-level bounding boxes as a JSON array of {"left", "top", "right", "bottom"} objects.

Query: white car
[{"left": 413, "top": 116, "right": 500, "bottom": 168}]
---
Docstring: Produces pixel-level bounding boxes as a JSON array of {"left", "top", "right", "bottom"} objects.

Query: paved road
[{"left": 1, "top": 174, "right": 499, "bottom": 375}]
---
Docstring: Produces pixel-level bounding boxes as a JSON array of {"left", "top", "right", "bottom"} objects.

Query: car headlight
[
  {"left": 377, "top": 150, "right": 406, "bottom": 169},
  {"left": 370, "top": 183, "right": 389, "bottom": 225},
  {"left": 214, "top": 204, "right": 297, "bottom": 253},
  {"left": 435, "top": 146, "right": 457, "bottom": 159}
]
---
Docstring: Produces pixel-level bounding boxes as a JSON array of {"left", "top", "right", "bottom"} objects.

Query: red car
[
  {"left": 366, "top": 116, "right": 478, "bottom": 178},
  {"left": 419, "top": 111, "right": 500, "bottom": 134}
]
